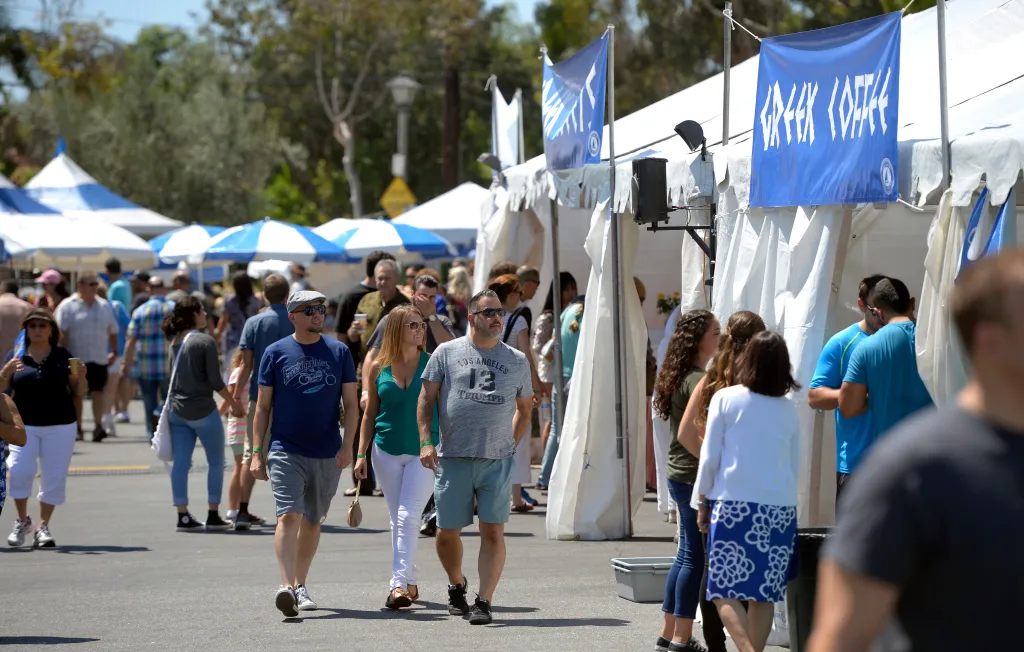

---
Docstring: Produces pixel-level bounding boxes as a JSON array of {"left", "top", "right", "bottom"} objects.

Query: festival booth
[
  {"left": 391, "top": 182, "right": 490, "bottom": 254},
  {"left": 0, "top": 214, "right": 157, "bottom": 269},
  {"left": 481, "top": 0, "right": 1024, "bottom": 538},
  {"left": 25, "top": 153, "right": 183, "bottom": 237}
]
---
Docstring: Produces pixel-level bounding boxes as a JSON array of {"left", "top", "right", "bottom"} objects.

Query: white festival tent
[
  {"left": 25, "top": 153, "right": 183, "bottom": 237},
  {"left": 0, "top": 214, "right": 157, "bottom": 269},
  {"left": 391, "top": 182, "right": 490, "bottom": 250},
  {"left": 481, "top": 0, "right": 1024, "bottom": 539}
]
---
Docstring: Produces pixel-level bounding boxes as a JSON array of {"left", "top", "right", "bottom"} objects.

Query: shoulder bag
[{"left": 152, "top": 331, "right": 196, "bottom": 462}]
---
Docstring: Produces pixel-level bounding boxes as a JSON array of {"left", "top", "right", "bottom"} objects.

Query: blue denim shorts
[{"left": 434, "top": 457, "right": 514, "bottom": 529}]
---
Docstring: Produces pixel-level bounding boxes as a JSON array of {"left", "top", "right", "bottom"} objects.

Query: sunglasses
[
  {"left": 26, "top": 321, "right": 50, "bottom": 330},
  {"left": 472, "top": 308, "right": 506, "bottom": 319},
  {"left": 406, "top": 321, "right": 426, "bottom": 331},
  {"left": 293, "top": 304, "right": 327, "bottom": 317},
  {"left": 83, "top": 281, "right": 99, "bottom": 287}
]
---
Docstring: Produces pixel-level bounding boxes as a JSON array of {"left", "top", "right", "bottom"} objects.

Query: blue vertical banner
[
  {"left": 542, "top": 32, "right": 609, "bottom": 171},
  {"left": 750, "top": 12, "right": 901, "bottom": 207}
]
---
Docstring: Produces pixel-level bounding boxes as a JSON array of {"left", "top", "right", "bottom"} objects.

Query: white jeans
[
  {"left": 8, "top": 423, "right": 78, "bottom": 506},
  {"left": 651, "top": 412, "right": 676, "bottom": 515},
  {"left": 372, "top": 442, "right": 436, "bottom": 590}
]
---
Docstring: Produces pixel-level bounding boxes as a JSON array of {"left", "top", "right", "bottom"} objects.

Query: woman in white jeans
[
  {"left": 355, "top": 304, "right": 438, "bottom": 610},
  {"left": 0, "top": 308, "right": 86, "bottom": 548}
]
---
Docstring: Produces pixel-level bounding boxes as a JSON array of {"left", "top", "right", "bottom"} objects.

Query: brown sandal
[
  {"left": 407, "top": 585, "right": 419, "bottom": 601},
  {"left": 385, "top": 587, "right": 412, "bottom": 610}
]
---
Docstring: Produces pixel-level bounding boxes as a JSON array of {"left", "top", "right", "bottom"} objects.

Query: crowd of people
[{"left": 2, "top": 246, "right": 1020, "bottom": 648}]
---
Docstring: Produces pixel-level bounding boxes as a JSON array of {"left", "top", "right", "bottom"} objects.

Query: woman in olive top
[
  {"left": 163, "top": 296, "right": 245, "bottom": 532},
  {"left": 651, "top": 309, "right": 721, "bottom": 652},
  {"left": 355, "top": 304, "right": 439, "bottom": 611}
]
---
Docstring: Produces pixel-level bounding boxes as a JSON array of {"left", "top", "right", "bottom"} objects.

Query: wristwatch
[{"left": 427, "top": 314, "right": 438, "bottom": 322}]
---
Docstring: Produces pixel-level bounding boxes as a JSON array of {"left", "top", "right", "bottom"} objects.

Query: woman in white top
[
  {"left": 691, "top": 331, "right": 801, "bottom": 652},
  {"left": 488, "top": 274, "right": 543, "bottom": 512}
]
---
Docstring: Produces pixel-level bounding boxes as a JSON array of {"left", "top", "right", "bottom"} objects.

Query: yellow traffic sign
[{"left": 380, "top": 177, "right": 417, "bottom": 218}]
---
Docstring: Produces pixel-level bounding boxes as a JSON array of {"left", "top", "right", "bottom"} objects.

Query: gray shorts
[{"left": 267, "top": 450, "right": 342, "bottom": 525}]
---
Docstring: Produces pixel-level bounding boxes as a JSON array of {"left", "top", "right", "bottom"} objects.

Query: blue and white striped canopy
[
  {"left": 148, "top": 223, "right": 226, "bottom": 264},
  {"left": 25, "top": 153, "right": 183, "bottom": 236},
  {"left": 314, "top": 218, "right": 456, "bottom": 260},
  {"left": 201, "top": 217, "right": 347, "bottom": 264},
  {"left": 0, "top": 175, "right": 59, "bottom": 216}
]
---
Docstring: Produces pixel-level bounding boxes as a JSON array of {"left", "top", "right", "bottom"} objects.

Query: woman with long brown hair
[
  {"left": 651, "top": 309, "right": 721, "bottom": 652},
  {"left": 674, "top": 309, "right": 766, "bottom": 652},
  {"left": 355, "top": 304, "right": 439, "bottom": 610}
]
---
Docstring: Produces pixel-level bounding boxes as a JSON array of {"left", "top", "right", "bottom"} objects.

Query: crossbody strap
[{"left": 167, "top": 331, "right": 197, "bottom": 392}]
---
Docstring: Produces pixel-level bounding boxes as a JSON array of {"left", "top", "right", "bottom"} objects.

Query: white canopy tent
[
  {"left": 482, "top": 0, "right": 1024, "bottom": 538},
  {"left": 391, "top": 182, "right": 490, "bottom": 250},
  {"left": 25, "top": 153, "right": 183, "bottom": 237},
  {"left": 0, "top": 214, "right": 157, "bottom": 269}
]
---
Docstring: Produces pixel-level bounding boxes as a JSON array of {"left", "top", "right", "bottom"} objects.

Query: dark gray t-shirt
[
  {"left": 367, "top": 313, "right": 454, "bottom": 354},
  {"left": 168, "top": 332, "right": 225, "bottom": 420},
  {"left": 421, "top": 337, "right": 530, "bottom": 459},
  {"left": 825, "top": 406, "right": 1024, "bottom": 651}
]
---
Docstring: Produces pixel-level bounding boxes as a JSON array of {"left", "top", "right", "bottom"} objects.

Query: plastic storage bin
[{"left": 611, "top": 557, "right": 674, "bottom": 603}]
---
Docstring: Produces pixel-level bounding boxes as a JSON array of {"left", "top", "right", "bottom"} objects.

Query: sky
[{"left": 12, "top": 0, "right": 540, "bottom": 42}]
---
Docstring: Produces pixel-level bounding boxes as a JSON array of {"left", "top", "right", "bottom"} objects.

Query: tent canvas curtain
[{"left": 546, "top": 201, "right": 647, "bottom": 541}]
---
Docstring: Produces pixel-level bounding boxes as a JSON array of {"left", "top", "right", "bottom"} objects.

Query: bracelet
[
  {"left": 252, "top": 447, "right": 263, "bottom": 453},
  {"left": 356, "top": 453, "right": 366, "bottom": 459},
  {"left": 419, "top": 441, "right": 433, "bottom": 449},
  {"left": 697, "top": 500, "right": 710, "bottom": 508}
]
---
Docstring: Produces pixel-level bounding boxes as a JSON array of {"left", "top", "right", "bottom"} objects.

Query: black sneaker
[
  {"left": 93, "top": 426, "right": 107, "bottom": 442},
  {"left": 234, "top": 512, "right": 251, "bottom": 531},
  {"left": 655, "top": 636, "right": 672, "bottom": 652},
  {"left": 667, "top": 640, "right": 708, "bottom": 652},
  {"left": 468, "top": 596, "right": 492, "bottom": 625},
  {"left": 176, "top": 513, "right": 203, "bottom": 531},
  {"left": 447, "top": 576, "right": 470, "bottom": 616},
  {"left": 204, "top": 513, "right": 232, "bottom": 531}
]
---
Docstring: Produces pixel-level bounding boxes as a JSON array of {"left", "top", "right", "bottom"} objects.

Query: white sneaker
[
  {"left": 7, "top": 517, "right": 32, "bottom": 547},
  {"left": 34, "top": 523, "right": 56, "bottom": 548},
  {"left": 295, "top": 584, "right": 317, "bottom": 611},
  {"left": 101, "top": 413, "right": 117, "bottom": 436},
  {"left": 115, "top": 411, "right": 130, "bottom": 423},
  {"left": 275, "top": 586, "right": 299, "bottom": 617}
]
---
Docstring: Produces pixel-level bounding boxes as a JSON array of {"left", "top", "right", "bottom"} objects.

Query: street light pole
[{"left": 387, "top": 75, "right": 421, "bottom": 181}]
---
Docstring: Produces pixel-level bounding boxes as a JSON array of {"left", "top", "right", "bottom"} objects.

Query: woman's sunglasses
[
  {"left": 293, "top": 304, "right": 327, "bottom": 317},
  {"left": 406, "top": 321, "right": 426, "bottom": 331},
  {"left": 472, "top": 308, "right": 505, "bottom": 318}
]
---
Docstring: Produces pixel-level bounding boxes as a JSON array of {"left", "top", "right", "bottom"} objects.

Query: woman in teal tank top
[{"left": 355, "top": 305, "right": 439, "bottom": 611}]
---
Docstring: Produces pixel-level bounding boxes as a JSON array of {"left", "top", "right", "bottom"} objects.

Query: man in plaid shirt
[{"left": 122, "top": 278, "right": 173, "bottom": 440}]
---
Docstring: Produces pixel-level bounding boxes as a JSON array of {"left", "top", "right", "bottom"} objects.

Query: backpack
[{"left": 502, "top": 306, "right": 532, "bottom": 344}]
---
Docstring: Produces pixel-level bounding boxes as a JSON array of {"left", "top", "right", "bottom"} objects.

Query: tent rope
[{"left": 722, "top": 7, "right": 763, "bottom": 43}]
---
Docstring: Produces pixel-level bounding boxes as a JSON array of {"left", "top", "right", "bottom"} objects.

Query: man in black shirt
[
  {"left": 809, "top": 251, "right": 1024, "bottom": 652},
  {"left": 334, "top": 250, "right": 395, "bottom": 360}
]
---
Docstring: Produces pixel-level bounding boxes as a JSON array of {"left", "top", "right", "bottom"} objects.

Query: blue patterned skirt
[{"left": 706, "top": 500, "right": 797, "bottom": 603}]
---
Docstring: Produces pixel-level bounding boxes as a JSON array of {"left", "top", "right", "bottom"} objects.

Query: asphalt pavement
[{"left": 1, "top": 401, "right": 786, "bottom": 652}]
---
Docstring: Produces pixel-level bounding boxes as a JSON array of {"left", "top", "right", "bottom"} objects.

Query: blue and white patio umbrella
[
  {"left": 25, "top": 153, "right": 183, "bottom": 236},
  {"left": 200, "top": 217, "right": 347, "bottom": 264},
  {"left": 314, "top": 218, "right": 456, "bottom": 260},
  {"left": 148, "top": 223, "right": 227, "bottom": 264}
]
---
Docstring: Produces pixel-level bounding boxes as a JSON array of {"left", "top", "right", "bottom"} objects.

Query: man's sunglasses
[
  {"left": 471, "top": 308, "right": 506, "bottom": 318},
  {"left": 293, "top": 304, "right": 327, "bottom": 316}
]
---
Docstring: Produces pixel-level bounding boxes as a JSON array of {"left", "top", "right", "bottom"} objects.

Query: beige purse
[{"left": 346, "top": 481, "right": 363, "bottom": 528}]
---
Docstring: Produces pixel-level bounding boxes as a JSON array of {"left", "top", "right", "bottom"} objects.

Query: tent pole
[
  {"left": 550, "top": 198, "right": 566, "bottom": 435},
  {"left": 515, "top": 88, "right": 526, "bottom": 165},
  {"left": 937, "top": 0, "right": 951, "bottom": 191},
  {"left": 606, "top": 24, "right": 631, "bottom": 540},
  {"left": 722, "top": 1, "right": 732, "bottom": 146}
]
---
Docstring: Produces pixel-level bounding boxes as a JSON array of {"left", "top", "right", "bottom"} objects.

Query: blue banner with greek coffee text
[
  {"left": 542, "top": 32, "right": 609, "bottom": 171},
  {"left": 750, "top": 12, "right": 901, "bottom": 207}
]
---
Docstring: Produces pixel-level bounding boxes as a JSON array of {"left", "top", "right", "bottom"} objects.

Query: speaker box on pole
[{"left": 632, "top": 157, "right": 669, "bottom": 225}]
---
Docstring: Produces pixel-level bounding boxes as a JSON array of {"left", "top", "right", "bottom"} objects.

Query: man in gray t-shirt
[{"left": 418, "top": 289, "right": 533, "bottom": 625}]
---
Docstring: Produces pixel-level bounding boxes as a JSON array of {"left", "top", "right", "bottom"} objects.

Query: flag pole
[
  {"left": 722, "top": 1, "right": 732, "bottom": 145},
  {"left": 937, "top": 0, "right": 951, "bottom": 190},
  {"left": 605, "top": 24, "right": 631, "bottom": 540}
]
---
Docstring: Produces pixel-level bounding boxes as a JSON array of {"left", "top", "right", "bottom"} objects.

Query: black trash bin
[{"left": 786, "top": 527, "right": 833, "bottom": 652}]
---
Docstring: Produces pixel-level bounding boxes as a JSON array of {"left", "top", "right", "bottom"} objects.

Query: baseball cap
[
  {"left": 35, "top": 269, "right": 62, "bottom": 285},
  {"left": 287, "top": 290, "right": 326, "bottom": 313}
]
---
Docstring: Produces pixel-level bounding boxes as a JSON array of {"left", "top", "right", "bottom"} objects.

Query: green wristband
[
  {"left": 356, "top": 453, "right": 366, "bottom": 459},
  {"left": 420, "top": 441, "right": 434, "bottom": 449},
  {"left": 252, "top": 447, "right": 263, "bottom": 453}
]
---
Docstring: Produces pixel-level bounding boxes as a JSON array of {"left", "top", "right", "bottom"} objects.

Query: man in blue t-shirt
[
  {"left": 249, "top": 290, "right": 358, "bottom": 618},
  {"left": 809, "top": 274, "right": 887, "bottom": 498},
  {"left": 231, "top": 273, "right": 294, "bottom": 531},
  {"left": 840, "top": 277, "right": 934, "bottom": 451}
]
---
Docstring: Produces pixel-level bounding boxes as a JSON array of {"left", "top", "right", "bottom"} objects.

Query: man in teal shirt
[
  {"left": 105, "top": 258, "right": 132, "bottom": 309},
  {"left": 840, "top": 277, "right": 934, "bottom": 452},
  {"left": 809, "top": 275, "right": 886, "bottom": 498}
]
